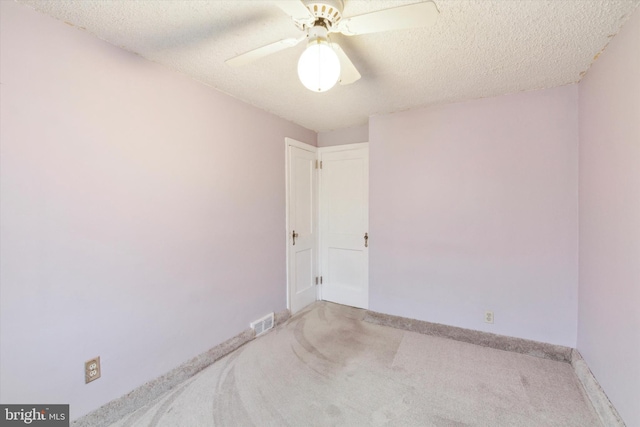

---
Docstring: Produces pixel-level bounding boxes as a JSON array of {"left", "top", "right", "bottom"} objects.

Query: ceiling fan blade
[
  {"left": 274, "top": 1, "right": 315, "bottom": 25},
  {"left": 226, "top": 36, "right": 305, "bottom": 67},
  {"left": 332, "top": 43, "right": 361, "bottom": 85},
  {"left": 334, "top": 1, "right": 438, "bottom": 36}
]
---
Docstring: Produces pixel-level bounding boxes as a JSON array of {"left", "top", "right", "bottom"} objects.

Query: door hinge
[
  {"left": 315, "top": 276, "right": 323, "bottom": 285},
  {"left": 316, "top": 160, "right": 322, "bottom": 169}
]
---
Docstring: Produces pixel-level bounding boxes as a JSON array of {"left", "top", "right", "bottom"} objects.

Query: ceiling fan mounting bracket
[
  {"left": 312, "top": 18, "right": 330, "bottom": 30},
  {"left": 302, "top": 0, "right": 344, "bottom": 29}
]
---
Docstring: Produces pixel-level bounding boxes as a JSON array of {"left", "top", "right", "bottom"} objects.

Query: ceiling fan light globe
[{"left": 297, "top": 41, "right": 340, "bottom": 92}]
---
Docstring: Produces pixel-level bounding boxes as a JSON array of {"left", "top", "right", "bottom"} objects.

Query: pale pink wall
[
  {"left": 0, "top": 2, "right": 315, "bottom": 420},
  {"left": 578, "top": 8, "right": 640, "bottom": 426},
  {"left": 318, "top": 124, "right": 369, "bottom": 147},
  {"left": 369, "top": 85, "right": 579, "bottom": 346}
]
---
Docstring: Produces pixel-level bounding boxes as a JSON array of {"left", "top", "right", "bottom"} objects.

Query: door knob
[{"left": 292, "top": 230, "right": 299, "bottom": 245}]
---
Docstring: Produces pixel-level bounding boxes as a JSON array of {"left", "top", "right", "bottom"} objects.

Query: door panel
[
  {"left": 326, "top": 158, "right": 365, "bottom": 234},
  {"left": 287, "top": 143, "right": 318, "bottom": 314},
  {"left": 295, "top": 248, "right": 314, "bottom": 294},
  {"left": 294, "top": 155, "right": 314, "bottom": 236},
  {"left": 320, "top": 146, "right": 369, "bottom": 309}
]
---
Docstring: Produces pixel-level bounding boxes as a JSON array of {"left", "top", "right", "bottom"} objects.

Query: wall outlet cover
[
  {"left": 485, "top": 311, "right": 494, "bottom": 324},
  {"left": 85, "top": 357, "right": 101, "bottom": 384}
]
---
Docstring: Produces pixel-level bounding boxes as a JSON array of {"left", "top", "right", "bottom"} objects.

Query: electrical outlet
[
  {"left": 85, "top": 357, "right": 101, "bottom": 384},
  {"left": 485, "top": 311, "right": 494, "bottom": 324}
]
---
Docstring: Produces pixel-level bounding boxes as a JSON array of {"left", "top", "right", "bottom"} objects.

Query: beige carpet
[{"left": 109, "top": 302, "right": 600, "bottom": 426}]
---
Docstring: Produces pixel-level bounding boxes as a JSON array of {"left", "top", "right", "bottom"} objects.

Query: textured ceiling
[{"left": 18, "top": 0, "right": 640, "bottom": 132}]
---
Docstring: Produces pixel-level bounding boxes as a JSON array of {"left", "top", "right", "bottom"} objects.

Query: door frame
[{"left": 285, "top": 137, "right": 319, "bottom": 313}]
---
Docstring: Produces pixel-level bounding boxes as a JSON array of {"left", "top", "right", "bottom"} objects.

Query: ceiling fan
[{"left": 225, "top": 1, "right": 439, "bottom": 92}]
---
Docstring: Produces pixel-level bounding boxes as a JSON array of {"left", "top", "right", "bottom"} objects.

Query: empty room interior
[{"left": 1, "top": 0, "right": 639, "bottom": 426}]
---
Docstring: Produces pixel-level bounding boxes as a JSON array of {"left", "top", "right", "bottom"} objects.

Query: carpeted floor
[{"left": 109, "top": 302, "right": 601, "bottom": 426}]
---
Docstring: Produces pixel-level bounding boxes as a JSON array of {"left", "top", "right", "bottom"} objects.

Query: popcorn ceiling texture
[{"left": 18, "top": 0, "right": 640, "bottom": 131}]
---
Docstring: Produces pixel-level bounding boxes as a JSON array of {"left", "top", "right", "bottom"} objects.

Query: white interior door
[
  {"left": 319, "top": 144, "right": 369, "bottom": 309},
  {"left": 286, "top": 139, "right": 318, "bottom": 314}
]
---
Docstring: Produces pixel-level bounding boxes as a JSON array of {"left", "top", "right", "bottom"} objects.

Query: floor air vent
[{"left": 250, "top": 312, "right": 274, "bottom": 336}]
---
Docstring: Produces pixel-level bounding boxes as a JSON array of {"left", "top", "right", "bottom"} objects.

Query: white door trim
[
  {"left": 286, "top": 137, "right": 318, "bottom": 152},
  {"left": 285, "top": 138, "right": 318, "bottom": 313}
]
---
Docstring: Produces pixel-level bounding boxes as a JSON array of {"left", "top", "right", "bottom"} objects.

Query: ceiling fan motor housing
[
  {"left": 307, "top": 25, "right": 330, "bottom": 44},
  {"left": 302, "top": 0, "right": 344, "bottom": 28}
]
